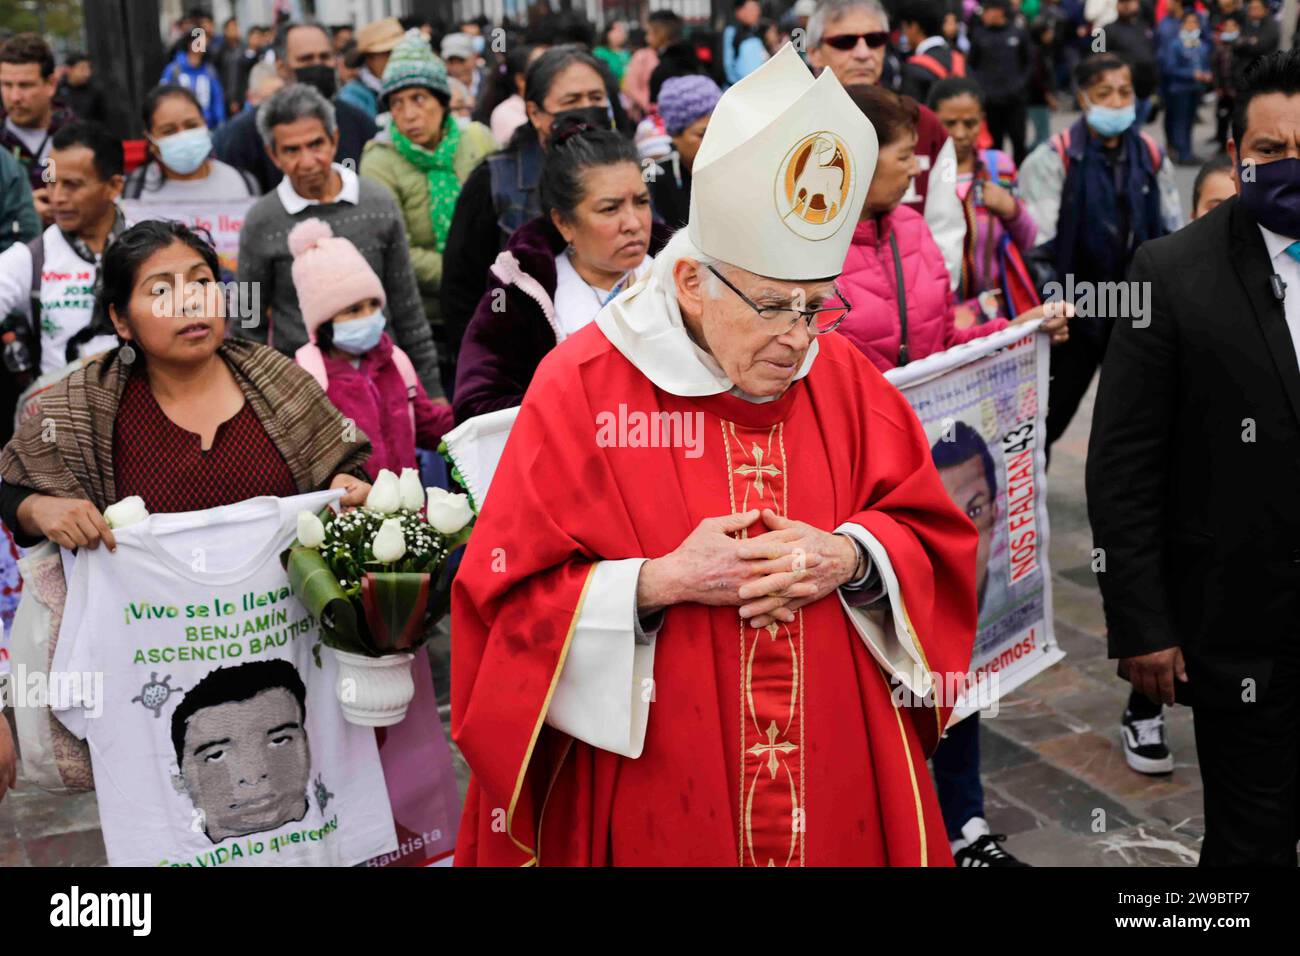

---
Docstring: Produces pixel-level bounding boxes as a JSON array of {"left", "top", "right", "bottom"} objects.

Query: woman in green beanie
[{"left": 360, "top": 29, "right": 497, "bottom": 394}]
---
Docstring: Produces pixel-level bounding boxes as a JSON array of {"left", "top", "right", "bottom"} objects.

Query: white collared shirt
[
  {"left": 553, "top": 251, "right": 654, "bottom": 342},
  {"left": 1259, "top": 224, "right": 1300, "bottom": 366},
  {"left": 276, "top": 162, "right": 360, "bottom": 215}
]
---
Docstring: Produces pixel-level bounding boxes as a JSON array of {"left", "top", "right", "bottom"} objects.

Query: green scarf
[{"left": 391, "top": 114, "right": 461, "bottom": 254}]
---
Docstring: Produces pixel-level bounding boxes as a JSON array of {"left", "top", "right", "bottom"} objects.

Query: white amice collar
[{"left": 595, "top": 270, "right": 818, "bottom": 399}]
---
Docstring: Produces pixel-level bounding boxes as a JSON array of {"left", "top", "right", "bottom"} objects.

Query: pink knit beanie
[{"left": 288, "top": 218, "right": 387, "bottom": 341}]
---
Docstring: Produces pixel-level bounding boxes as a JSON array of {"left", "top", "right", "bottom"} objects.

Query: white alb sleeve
[
  {"left": 545, "top": 558, "right": 657, "bottom": 758},
  {"left": 833, "top": 522, "right": 933, "bottom": 700}
]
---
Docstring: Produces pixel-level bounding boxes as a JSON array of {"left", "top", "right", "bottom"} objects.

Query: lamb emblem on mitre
[{"left": 776, "top": 131, "right": 854, "bottom": 237}]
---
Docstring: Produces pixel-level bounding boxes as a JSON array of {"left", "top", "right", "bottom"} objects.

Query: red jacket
[
  {"left": 903, "top": 104, "right": 949, "bottom": 213},
  {"left": 315, "top": 333, "right": 453, "bottom": 479},
  {"left": 837, "top": 205, "right": 1008, "bottom": 373}
]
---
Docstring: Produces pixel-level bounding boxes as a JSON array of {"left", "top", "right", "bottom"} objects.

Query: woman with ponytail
[{"left": 453, "top": 114, "right": 671, "bottom": 422}]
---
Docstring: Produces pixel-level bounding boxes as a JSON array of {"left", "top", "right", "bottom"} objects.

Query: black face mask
[
  {"left": 1238, "top": 156, "right": 1300, "bottom": 240},
  {"left": 295, "top": 65, "right": 336, "bottom": 100},
  {"left": 545, "top": 105, "right": 615, "bottom": 145}
]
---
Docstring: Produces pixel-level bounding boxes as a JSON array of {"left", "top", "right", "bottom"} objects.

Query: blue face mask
[
  {"left": 155, "top": 127, "right": 212, "bottom": 175},
  {"left": 331, "top": 310, "right": 386, "bottom": 355},
  {"left": 1084, "top": 99, "right": 1136, "bottom": 138}
]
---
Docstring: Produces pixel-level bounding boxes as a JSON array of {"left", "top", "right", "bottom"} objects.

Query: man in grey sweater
[{"left": 236, "top": 83, "right": 441, "bottom": 395}]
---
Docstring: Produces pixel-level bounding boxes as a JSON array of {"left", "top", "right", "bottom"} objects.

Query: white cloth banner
[
  {"left": 441, "top": 406, "right": 520, "bottom": 513},
  {"left": 884, "top": 321, "right": 1063, "bottom": 719}
]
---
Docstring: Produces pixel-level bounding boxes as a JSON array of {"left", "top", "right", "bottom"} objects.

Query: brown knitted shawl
[{"left": 0, "top": 339, "right": 371, "bottom": 509}]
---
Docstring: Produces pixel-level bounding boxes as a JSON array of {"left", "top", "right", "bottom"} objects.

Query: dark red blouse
[{"left": 112, "top": 369, "right": 297, "bottom": 513}]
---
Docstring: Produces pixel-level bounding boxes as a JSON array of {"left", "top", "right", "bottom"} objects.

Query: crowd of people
[{"left": 0, "top": 0, "right": 1298, "bottom": 869}]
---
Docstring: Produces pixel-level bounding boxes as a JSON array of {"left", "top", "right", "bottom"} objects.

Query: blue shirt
[
  {"left": 722, "top": 25, "right": 768, "bottom": 86},
  {"left": 160, "top": 53, "right": 226, "bottom": 128}
]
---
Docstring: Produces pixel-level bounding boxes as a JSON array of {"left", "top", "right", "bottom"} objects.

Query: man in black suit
[{"left": 1087, "top": 49, "right": 1300, "bottom": 866}]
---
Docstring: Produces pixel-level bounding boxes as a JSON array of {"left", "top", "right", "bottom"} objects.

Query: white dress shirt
[{"left": 1258, "top": 225, "right": 1300, "bottom": 365}]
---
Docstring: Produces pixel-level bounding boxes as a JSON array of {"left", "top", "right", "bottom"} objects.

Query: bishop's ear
[{"left": 673, "top": 257, "right": 708, "bottom": 321}]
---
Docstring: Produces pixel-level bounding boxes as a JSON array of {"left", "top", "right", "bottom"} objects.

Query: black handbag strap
[{"left": 891, "top": 232, "right": 909, "bottom": 366}]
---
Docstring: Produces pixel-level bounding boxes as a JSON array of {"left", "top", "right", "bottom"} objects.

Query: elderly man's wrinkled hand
[{"left": 734, "top": 509, "right": 859, "bottom": 627}]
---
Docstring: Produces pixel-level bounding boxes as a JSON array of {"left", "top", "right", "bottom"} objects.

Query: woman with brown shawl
[{"left": 0, "top": 220, "right": 372, "bottom": 549}]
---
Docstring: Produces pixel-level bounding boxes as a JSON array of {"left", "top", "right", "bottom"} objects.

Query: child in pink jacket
[{"left": 288, "top": 218, "right": 453, "bottom": 479}]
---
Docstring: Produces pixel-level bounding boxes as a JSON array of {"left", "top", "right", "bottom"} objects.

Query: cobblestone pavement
[
  {"left": 0, "top": 105, "right": 1219, "bottom": 867},
  {"left": 977, "top": 381, "right": 1203, "bottom": 867}
]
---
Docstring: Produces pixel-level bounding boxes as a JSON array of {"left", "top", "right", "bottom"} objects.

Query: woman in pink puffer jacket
[{"left": 838, "top": 86, "right": 1068, "bottom": 373}]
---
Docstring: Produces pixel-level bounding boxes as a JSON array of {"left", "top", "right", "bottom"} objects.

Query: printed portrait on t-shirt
[{"left": 170, "top": 659, "right": 313, "bottom": 844}]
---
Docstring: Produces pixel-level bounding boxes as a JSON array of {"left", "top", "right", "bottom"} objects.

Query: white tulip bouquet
[{"left": 282, "top": 467, "right": 474, "bottom": 662}]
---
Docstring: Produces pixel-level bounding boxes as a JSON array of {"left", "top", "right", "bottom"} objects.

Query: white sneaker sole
[{"left": 1121, "top": 732, "right": 1175, "bottom": 774}]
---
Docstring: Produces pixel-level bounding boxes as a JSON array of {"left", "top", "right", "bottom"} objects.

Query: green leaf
[
  {"left": 283, "top": 546, "right": 367, "bottom": 656},
  {"left": 359, "top": 572, "right": 432, "bottom": 653}
]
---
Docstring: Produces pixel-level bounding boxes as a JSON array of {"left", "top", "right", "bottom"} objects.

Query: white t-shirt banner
[
  {"left": 120, "top": 198, "right": 255, "bottom": 275},
  {"left": 884, "top": 321, "right": 1063, "bottom": 719},
  {"left": 52, "top": 491, "right": 398, "bottom": 867}
]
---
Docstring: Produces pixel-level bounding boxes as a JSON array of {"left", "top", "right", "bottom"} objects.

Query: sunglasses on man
[{"left": 821, "top": 31, "right": 890, "bottom": 51}]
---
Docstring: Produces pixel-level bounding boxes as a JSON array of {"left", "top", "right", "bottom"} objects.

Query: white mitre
[
  {"left": 597, "top": 43, "right": 880, "bottom": 396},
  {"left": 689, "top": 42, "right": 878, "bottom": 280}
]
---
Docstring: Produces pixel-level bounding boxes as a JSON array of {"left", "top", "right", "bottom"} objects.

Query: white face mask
[
  {"left": 331, "top": 309, "right": 386, "bottom": 355},
  {"left": 455, "top": 115, "right": 471, "bottom": 130},
  {"left": 154, "top": 127, "right": 212, "bottom": 175}
]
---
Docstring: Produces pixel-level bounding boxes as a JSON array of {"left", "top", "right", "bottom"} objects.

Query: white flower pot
[{"left": 330, "top": 648, "right": 416, "bottom": 727}]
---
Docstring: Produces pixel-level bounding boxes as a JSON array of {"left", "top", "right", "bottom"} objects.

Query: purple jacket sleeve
[
  {"left": 452, "top": 283, "right": 554, "bottom": 423},
  {"left": 1003, "top": 200, "right": 1038, "bottom": 253},
  {"left": 412, "top": 381, "right": 455, "bottom": 451}
]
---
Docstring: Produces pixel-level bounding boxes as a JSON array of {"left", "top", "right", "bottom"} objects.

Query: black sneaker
[
  {"left": 951, "top": 818, "right": 1029, "bottom": 867},
  {"left": 1120, "top": 708, "right": 1174, "bottom": 774}
]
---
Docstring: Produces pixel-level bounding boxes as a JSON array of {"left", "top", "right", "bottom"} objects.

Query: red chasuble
[{"left": 451, "top": 326, "right": 977, "bottom": 866}]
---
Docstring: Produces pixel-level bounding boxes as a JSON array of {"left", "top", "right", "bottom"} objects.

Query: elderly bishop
[{"left": 451, "top": 44, "right": 977, "bottom": 867}]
